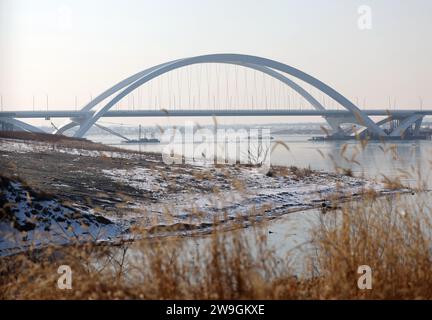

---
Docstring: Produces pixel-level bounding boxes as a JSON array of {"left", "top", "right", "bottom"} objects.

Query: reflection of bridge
[{"left": 1, "top": 54, "right": 430, "bottom": 139}]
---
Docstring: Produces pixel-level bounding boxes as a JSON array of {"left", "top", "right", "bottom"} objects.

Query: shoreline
[{"left": 0, "top": 133, "right": 412, "bottom": 256}]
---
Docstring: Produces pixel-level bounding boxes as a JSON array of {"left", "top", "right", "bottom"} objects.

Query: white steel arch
[
  {"left": 44, "top": 54, "right": 384, "bottom": 137},
  {"left": 56, "top": 60, "right": 327, "bottom": 135}
]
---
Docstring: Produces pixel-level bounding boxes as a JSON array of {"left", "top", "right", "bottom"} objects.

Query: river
[{"left": 88, "top": 130, "right": 432, "bottom": 274}]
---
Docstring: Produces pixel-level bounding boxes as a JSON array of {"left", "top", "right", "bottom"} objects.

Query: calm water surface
[
  {"left": 91, "top": 132, "right": 432, "bottom": 187},
  {"left": 89, "top": 132, "right": 432, "bottom": 273}
]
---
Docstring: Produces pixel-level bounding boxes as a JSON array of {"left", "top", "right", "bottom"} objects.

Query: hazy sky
[{"left": 1, "top": 0, "right": 431, "bottom": 126}]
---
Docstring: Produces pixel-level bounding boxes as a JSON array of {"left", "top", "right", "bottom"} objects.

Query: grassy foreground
[
  {"left": 1, "top": 190, "right": 431, "bottom": 299},
  {"left": 1, "top": 134, "right": 431, "bottom": 299}
]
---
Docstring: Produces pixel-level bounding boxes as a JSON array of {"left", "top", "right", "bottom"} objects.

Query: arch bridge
[{"left": 1, "top": 54, "right": 429, "bottom": 139}]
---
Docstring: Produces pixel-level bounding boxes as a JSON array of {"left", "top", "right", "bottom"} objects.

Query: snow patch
[
  {"left": 100, "top": 165, "right": 394, "bottom": 231},
  {"left": 0, "top": 177, "right": 124, "bottom": 256},
  {"left": 0, "top": 138, "right": 142, "bottom": 160}
]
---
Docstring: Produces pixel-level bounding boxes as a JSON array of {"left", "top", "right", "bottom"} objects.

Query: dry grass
[
  {"left": 1, "top": 190, "right": 431, "bottom": 299},
  {"left": 1, "top": 138, "right": 432, "bottom": 300},
  {"left": 288, "top": 165, "right": 314, "bottom": 178}
]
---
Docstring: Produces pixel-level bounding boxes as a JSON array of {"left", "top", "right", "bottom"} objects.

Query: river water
[
  {"left": 90, "top": 131, "right": 432, "bottom": 187},
  {"left": 88, "top": 130, "right": 432, "bottom": 274}
]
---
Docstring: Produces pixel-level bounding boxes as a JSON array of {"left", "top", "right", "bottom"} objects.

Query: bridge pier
[
  {"left": 54, "top": 116, "right": 90, "bottom": 135},
  {"left": 323, "top": 113, "right": 428, "bottom": 140},
  {"left": 413, "top": 118, "right": 423, "bottom": 136},
  {"left": 325, "top": 115, "right": 367, "bottom": 138},
  {"left": 0, "top": 120, "right": 14, "bottom": 131},
  {"left": 388, "top": 113, "right": 424, "bottom": 138}
]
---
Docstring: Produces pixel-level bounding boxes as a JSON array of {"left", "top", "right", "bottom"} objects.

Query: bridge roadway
[{"left": 1, "top": 108, "right": 432, "bottom": 119}]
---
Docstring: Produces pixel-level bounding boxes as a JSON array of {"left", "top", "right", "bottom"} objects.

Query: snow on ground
[
  {"left": 102, "top": 168, "right": 167, "bottom": 192},
  {"left": 0, "top": 138, "right": 139, "bottom": 159},
  {"left": 0, "top": 176, "right": 124, "bottom": 256},
  {"left": 0, "top": 136, "right": 409, "bottom": 253},
  {"left": 100, "top": 165, "right": 397, "bottom": 231}
]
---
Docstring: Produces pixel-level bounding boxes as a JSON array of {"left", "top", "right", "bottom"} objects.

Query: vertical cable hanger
[
  {"left": 262, "top": 72, "right": 267, "bottom": 110},
  {"left": 215, "top": 64, "right": 220, "bottom": 110},
  {"left": 225, "top": 64, "right": 229, "bottom": 110},
  {"left": 244, "top": 67, "right": 248, "bottom": 109},
  {"left": 197, "top": 64, "right": 202, "bottom": 108},
  {"left": 254, "top": 70, "right": 257, "bottom": 110},
  {"left": 209, "top": 65, "right": 212, "bottom": 108},
  {"left": 187, "top": 66, "right": 192, "bottom": 108},
  {"left": 177, "top": 68, "right": 182, "bottom": 109},
  {"left": 168, "top": 69, "right": 172, "bottom": 110},
  {"left": 235, "top": 65, "right": 238, "bottom": 108}
]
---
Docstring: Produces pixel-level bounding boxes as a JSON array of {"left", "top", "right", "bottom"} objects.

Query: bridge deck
[{"left": 1, "top": 109, "right": 432, "bottom": 119}]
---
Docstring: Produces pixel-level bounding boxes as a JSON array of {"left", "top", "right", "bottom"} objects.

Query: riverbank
[
  {"left": 0, "top": 132, "right": 410, "bottom": 256},
  {"left": 2, "top": 132, "right": 432, "bottom": 300}
]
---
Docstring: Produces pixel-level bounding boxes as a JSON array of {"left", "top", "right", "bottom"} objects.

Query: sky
[{"left": 0, "top": 0, "right": 431, "bottom": 127}]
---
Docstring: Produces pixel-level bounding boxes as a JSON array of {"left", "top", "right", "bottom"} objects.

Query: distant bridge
[{"left": 0, "top": 53, "right": 430, "bottom": 139}]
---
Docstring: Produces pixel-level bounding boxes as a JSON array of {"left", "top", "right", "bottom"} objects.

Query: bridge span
[
  {"left": 2, "top": 109, "right": 432, "bottom": 119},
  {"left": 1, "top": 53, "right": 430, "bottom": 140}
]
